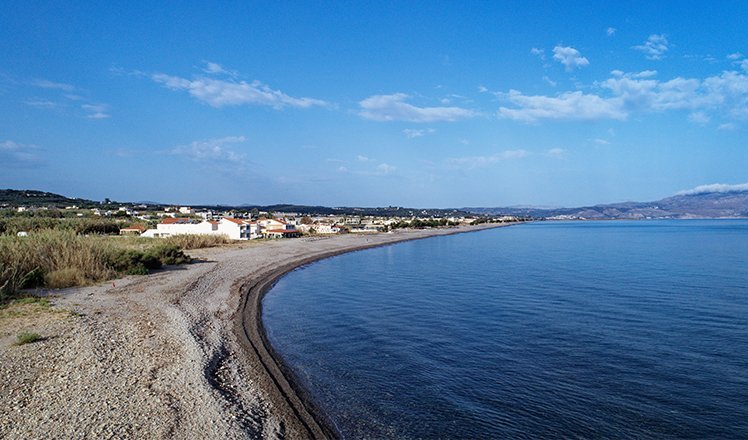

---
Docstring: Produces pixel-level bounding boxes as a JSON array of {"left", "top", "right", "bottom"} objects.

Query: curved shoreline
[{"left": 233, "top": 224, "right": 515, "bottom": 439}]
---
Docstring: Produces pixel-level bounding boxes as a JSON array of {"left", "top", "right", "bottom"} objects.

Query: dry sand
[{"left": 0, "top": 224, "right": 510, "bottom": 439}]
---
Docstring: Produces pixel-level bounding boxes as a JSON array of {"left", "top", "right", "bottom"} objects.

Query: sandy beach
[{"left": 0, "top": 224, "right": 509, "bottom": 439}]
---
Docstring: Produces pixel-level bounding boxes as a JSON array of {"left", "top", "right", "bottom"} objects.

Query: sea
[{"left": 262, "top": 220, "right": 748, "bottom": 439}]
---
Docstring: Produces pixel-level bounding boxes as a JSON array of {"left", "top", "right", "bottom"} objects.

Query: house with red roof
[{"left": 257, "top": 218, "right": 300, "bottom": 238}]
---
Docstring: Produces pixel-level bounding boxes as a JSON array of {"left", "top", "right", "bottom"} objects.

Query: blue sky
[{"left": 2, "top": 1, "right": 747, "bottom": 207}]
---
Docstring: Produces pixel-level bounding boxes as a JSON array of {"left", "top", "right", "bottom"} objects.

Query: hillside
[
  {"left": 0, "top": 189, "right": 92, "bottom": 207},
  {"left": 466, "top": 187, "right": 748, "bottom": 219}
]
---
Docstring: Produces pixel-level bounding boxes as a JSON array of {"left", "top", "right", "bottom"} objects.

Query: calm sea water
[{"left": 263, "top": 221, "right": 748, "bottom": 439}]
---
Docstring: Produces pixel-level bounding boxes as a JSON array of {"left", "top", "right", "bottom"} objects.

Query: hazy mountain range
[{"left": 466, "top": 184, "right": 748, "bottom": 219}]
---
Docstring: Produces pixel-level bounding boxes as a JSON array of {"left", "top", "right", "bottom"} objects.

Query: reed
[{"left": 0, "top": 230, "right": 194, "bottom": 300}]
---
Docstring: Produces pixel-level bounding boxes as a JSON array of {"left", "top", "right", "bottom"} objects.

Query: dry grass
[
  {"left": 163, "top": 234, "right": 232, "bottom": 250},
  {"left": 1, "top": 230, "right": 114, "bottom": 298}
]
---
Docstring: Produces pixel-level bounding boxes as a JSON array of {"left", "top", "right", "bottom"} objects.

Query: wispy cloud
[
  {"left": 687, "top": 111, "right": 710, "bottom": 124},
  {"left": 727, "top": 52, "right": 743, "bottom": 60},
  {"left": 589, "top": 138, "right": 610, "bottom": 145},
  {"left": 552, "top": 46, "right": 589, "bottom": 71},
  {"left": 498, "top": 90, "right": 625, "bottom": 123},
  {"left": 403, "top": 128, "right": 436, "bottom": 138},
  {"left": 336, "top": 159, "right": 397, "bottom": 176},
  {"left": 546, "top": 148, "right": 566, "bottom": 157},
  {"left": 530, "top": 47, "right": 546, "bottom": 60},
  {"left": 376, "top": 163, "right": 396, "bottom": 174},
  {"left": 677, "top": 182, "right": 748, "bottom": 195},
  {"left": 447, "top": 150, "right": 528, "bottom": 169},
  {"left": 358, "top": 93, "right": 475, "bottom": 122},
  {"left": 27, "top": 78, "right": 111, "bottom": 120},
  {"left": 0, "top": 140, "right": 42, "bottom": 165},
  {"left": 606, "top": 27, "right": 616, "bottom": 37},
  {"left": 82, "top": 103, "right": 111, "bottom": 119},
  {"left": 152, "top": 69, "right": 329, "bottom": 109},
  {"left": 169, "top": 136, "right": 248, "bottom": 168},
  {"left": 201, "top": 61, "right": 238, "bottom": 77},
  {"left": 32, "top": 79, "right": 75, "bottom": 92},
  {"left": 23, "top": 99, "right": 59, "bottom": 109},
  {"left": 633, "top": 34, "right": 669, "bottom": 60}
]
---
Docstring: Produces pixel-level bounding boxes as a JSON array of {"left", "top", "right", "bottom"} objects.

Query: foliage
[
  {"left": 15, "top": 331, "right": 43, "bottom": 345},
  {"left": 0, "top": 229, "right": 192, "bottom": 300},
  {"left": 389, "top": 218, "right": 460, "bottom": 229},
  {"left": 0, "top": 217, "right": 122, "bottom": 236},
  {"left": 163, "top": 233, "right": 231, "bottom": 250}
]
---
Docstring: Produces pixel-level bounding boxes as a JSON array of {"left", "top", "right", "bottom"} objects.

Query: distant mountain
[{"left": 466, "top": 186, "right": 748, "bottom": 219}]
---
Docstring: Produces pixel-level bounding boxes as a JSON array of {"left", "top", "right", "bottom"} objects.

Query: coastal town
[{"left": 1, "top": 190, "right": 521, "bottom": 240}]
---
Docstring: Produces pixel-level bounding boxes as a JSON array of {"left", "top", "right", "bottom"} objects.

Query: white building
[
  {"left": 141, "top": 217, "right": 261, "bottom": 240},
  {"left": 257, "top": 218, "right": 300, "bottom": 238}
]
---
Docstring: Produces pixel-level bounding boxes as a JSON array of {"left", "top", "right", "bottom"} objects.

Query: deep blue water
[{"left": 263, "top": 221, "right": 748, "bottom": 439}]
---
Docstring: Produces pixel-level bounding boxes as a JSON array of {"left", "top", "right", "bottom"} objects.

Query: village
[{"left": 117, "top": 206, "right": 519, "bottom": 240}]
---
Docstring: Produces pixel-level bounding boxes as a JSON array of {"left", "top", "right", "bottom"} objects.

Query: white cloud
[
  {"left": 542, "top": 76, "right": 557, "bottom": 87},
  {"left": 606, "top": 27, "right": 616, "bottom": 37},
  {"left": 727, "top": 52, "right": 743, "bottom": 60},
  {"left": 688, "top": 111, "right": 710, "bottom": 124},
  {"left": 403, "top": 128, "right": 436, "bottom": 138},
  {"left": 24, "top": 99, "right": 59, "bottom": 109},
  {"left": 357, "top": 155, "right": 371, "bottom": 162},
  {"left": 202, "top": 61, "right": 238, "bottom": 77},
  {"left": 677, "top": 182, "right": 748, "bottom": 195},
  {"left": 169, "top": 136, "right": 247, "bottom": 165},
  {"left": 28, "top": 79, "right": 111, "bottom": 119},
  {"left": 447, "top": 150, "right": 528, "bottom": 169},
  {"left": 741, "top": 59, "right": 748, "bottom": 72},
  {"left": 152, "top": 73, "right": 329, "bottom": 109},
  {"left": 590, "top": 138, "right": 610, "bottom": 145},
  {"left": 547, "top": 148, "right": 566, "bottom": 157},
  {"left": 32, "top": 79, "right": 75, "bottom": 92},
  {"left": 530, "top": 48, "right": 545, "bottom": 60},
  {"left": 0, "top": 140, "right": 41, "bottom": 164},
  {"left": 82, "top": 103, "right": 111, "bottom": 119},
  {"left": 376, "top": 163, "right": 396, "bottom": 174},
  {"left": 498, "top": 90, "right": 625, "bottom": 123},
  {"left": 633, "top": 34, "right": 669, "bottom": 60},
  {"left": 552, "top": 46, "right": 589, "bottom": 71},
  {"left": 718, "top": 123, "right": 737, "bottom": 130},
  {"left": 498, "top": 68, "right": 748, "bottom": 123},
  {"left": 633, "top": 70, "right": 658, "bottom": 78},
  {"left": 358, "top": 93, "right": 475, "bottom": 122}
]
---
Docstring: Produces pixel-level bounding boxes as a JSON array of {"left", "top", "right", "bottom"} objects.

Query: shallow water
[{"left": 263, "top": 220, "right": 748, "bottom": 438}]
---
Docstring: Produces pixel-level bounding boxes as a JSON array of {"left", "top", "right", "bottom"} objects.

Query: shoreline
[
  {"left": 233, "top": 223, "right": 514, "bottom": 439},
  {"left": 0, "top": 223, "right": 514, "bottom": 439}
]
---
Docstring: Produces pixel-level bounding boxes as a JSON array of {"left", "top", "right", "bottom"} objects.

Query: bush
[
  {"left": 148, "top": 244, "right": 191, "bottom": 265},
  {"left": 44, "top": 268, "right": 87, "bottom": 289},
  {"left": 0, "top": 229, "right": 194, "bottom": 299},
  {"left": 163, "top": 234, "right": 231, "bottom": 250},
  {"left": 15, "top": 331, "right": 42, "bottom": 345}
]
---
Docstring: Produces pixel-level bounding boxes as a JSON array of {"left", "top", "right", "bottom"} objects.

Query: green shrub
[
  {"left": 15, "top": 331, "right": 42, "bottom": 345},
  {"left": 148, "top": 244, "right": 190, "bottom": 265}
]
